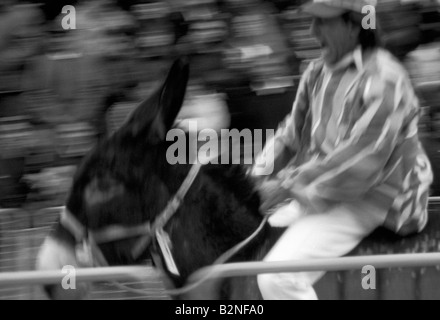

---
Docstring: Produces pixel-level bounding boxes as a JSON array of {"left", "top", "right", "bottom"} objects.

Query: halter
[{"left": 60, "top": 163, "right": 203, "bottom": 274}]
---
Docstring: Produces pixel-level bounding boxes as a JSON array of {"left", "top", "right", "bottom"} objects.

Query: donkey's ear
[
  {"left": 122, "top": 58, "right": 189, "bottom": 142},
  {"left": 158, "top": 57, "right": 190, "bottom": 131}
]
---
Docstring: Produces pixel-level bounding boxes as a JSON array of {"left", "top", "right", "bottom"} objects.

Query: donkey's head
[{"left": 36, "top": 59, "right": 190, "bottom": 299}]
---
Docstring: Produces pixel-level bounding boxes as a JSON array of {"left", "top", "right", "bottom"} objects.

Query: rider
[{"left": 252, "top": 0, "right": 433, "bottom": 300}]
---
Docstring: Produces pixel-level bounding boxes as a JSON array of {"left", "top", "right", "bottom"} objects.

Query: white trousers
[{"left": 257, "top": 200, "right": 388, "bottom": 300}]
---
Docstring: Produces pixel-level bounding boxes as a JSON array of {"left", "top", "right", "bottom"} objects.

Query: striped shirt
[{"left": 269, "top": 47, "right": 433, "bottom": 236}]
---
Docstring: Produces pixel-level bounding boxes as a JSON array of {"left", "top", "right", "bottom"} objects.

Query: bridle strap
[
  {"left": 92, "top": 224, "right": 151, "bottom": 244},
  {"left": 155, "top": 163, "right": 202, "bottom": 230},
  {"left": 61, "top": 208, "right": 150, "bottom": 245},
  {"left": 131, "top": 163, "right": 203, "bottom": 259},
  {"left": 60, "top": 207, "right": 87, "bottom": 243}
]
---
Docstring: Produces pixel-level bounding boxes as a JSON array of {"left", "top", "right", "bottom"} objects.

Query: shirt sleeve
[
  {"left": 252, "top": 62, "right": 314, "bottom": 176},
  {"left": 280, "top": 73, "right": 414, "bottom": 203}
]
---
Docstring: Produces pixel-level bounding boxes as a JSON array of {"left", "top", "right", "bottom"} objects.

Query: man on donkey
[{"left": 253, "top": 0, "right": 433, "bottom": 300}]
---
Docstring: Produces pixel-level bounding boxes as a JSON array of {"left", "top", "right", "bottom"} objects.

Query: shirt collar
[{"left": 323, "top": 46, "right": 363, "bottom": 73}]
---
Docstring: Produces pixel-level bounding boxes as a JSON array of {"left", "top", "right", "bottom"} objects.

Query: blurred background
[{"left": 0, "top": 0, "right": 439, "bottom": 299}]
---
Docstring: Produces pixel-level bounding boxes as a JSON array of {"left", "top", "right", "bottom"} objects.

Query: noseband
[{"left": 60, "top": 163, "right": 203, "bottom": 275}]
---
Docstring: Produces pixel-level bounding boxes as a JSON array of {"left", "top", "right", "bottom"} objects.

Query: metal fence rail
[
  {"left": 1, "top": 253, "right": 440, "bottom": 299},
  {"left": 184, "top": 253, "right": 440, "bottom": 299},
  {"left": 0, "top": 266, "right": 160, "bottom": 287},
  {"left": 187, "top": 253, "right": 440, "bottom": 282}
]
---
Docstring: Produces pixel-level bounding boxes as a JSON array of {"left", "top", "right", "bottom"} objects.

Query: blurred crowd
[{"left": 0, "top": 0, "right": 439, "bottom": 207}]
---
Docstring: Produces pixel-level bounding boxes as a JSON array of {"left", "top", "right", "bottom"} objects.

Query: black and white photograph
[{"left": 0, "top": 0, "right": 440, "bottom": 305}]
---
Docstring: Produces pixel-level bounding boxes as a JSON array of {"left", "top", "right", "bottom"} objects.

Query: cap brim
[{"left": 301, "top": 3, "right": 346, "bottom": 18}]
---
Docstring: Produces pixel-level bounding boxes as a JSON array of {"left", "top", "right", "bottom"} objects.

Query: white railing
[
  {"left": 1, "top": 253, "right": 440, "bottom": 299},
  {"left": 0, "top": 266, "right": 159, "bottom": 288},
  {"left": 183, "top": 253, "right": 440, "bottom": 299},
  {"left": 188, "top": 253, "right": 440, "bottom": 281}
]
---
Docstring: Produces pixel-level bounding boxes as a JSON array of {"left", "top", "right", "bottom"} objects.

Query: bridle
[{"left": 60, "top": 163, "right": 203, "bottom": 275}]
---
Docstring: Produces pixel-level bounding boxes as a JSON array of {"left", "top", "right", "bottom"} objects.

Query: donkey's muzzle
[{"left": 36, "top": 236, "right": 91, "bottom": 300}]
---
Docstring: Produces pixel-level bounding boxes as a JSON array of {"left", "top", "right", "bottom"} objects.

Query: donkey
[{"left": 36, "top": 58, "right": 281, "bottom": 300}]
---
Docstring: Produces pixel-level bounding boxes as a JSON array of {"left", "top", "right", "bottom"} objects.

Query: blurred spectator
[
  {"left": 0, "top": 2, "right": 45, "bottom": 120},
  {"left": 406, "top": 42, "right": 440, "bottom": 133},
  {"left": 132, "top": 1, "right": 175, "bottom": 58},
  {"left": 0, "top": 2, "right": 45, "bottom": 93},
  {"left": 176, "top": 81, "right": 231, "bottom": 133},
  {"left": 222, "top": 0, "right": 292, "bottom": 86},
  {"left": 24, "top": 166, "right": 76, "bottom": 204},
  {"left": 95, "top": 81, "right": 141, "bottom": 140},
  {"left": 37, "top": 0, "right": 79, "bottom": 21},
  {"left": 27, "top": 0, "right": 139, "bottom": 122},
  {"left": 377, "top": 0, "right": 423, "bottom": 60}
]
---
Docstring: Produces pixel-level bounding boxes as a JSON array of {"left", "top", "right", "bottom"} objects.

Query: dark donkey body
[{"left": 37, "top": 59, "right": 280, "bottom": 300}]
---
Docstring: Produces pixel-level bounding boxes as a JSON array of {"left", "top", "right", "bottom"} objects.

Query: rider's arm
[{"left": 252, "top": 63, "right": 314, "bottom": 177}]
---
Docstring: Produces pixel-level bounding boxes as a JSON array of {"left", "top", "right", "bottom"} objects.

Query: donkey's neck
[{"left": 158, "top": 160, "right": 282, "bottom": 299}]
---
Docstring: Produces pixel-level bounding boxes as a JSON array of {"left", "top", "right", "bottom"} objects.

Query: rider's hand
[
  {"left": 258, "top": 179, "right": 293, "bottom": 214},
  {"left": 291, "top": 185, "right": 337, "bottom": 213}
]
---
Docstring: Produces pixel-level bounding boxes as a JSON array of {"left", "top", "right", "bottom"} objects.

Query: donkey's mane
[{"left": 202, "top": 164, "right": 262, "bottom": 217}]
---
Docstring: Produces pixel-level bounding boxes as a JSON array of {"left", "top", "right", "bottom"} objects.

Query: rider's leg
[{"left": 257, "top": 200, "right": 388, "bottom": 300}]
